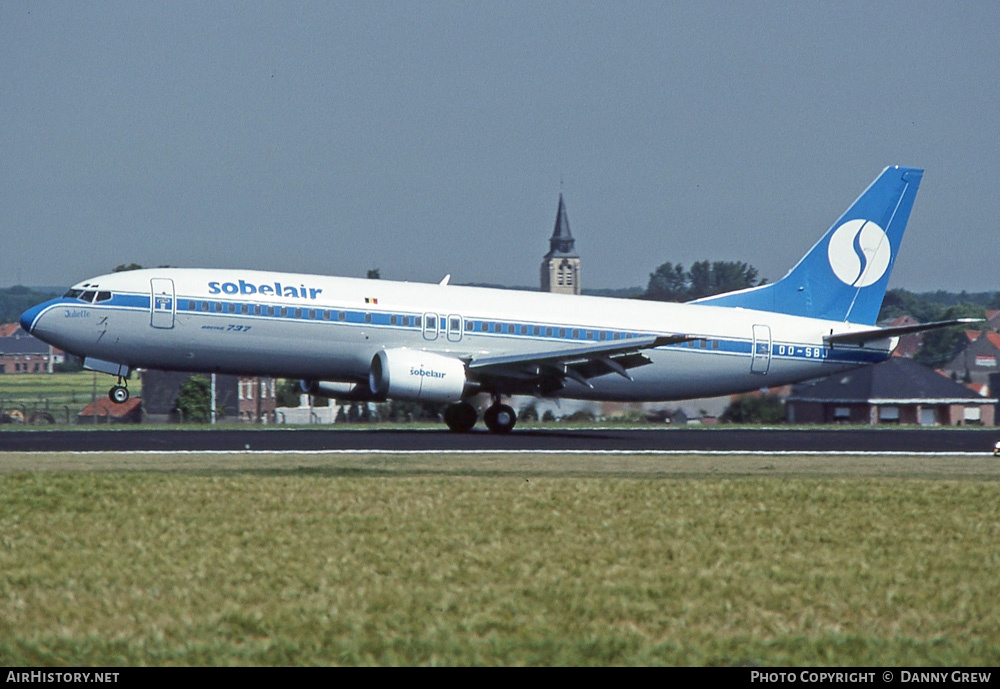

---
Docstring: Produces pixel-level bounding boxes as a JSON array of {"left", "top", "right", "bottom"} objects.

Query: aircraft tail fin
[{"left": 692, "top": 166, "right": 923, "bottom": 325}]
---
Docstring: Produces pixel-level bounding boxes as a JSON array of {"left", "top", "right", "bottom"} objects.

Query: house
[
  {"left": 238, "top": 377, "right": 278, "bottom": 423},
  {"left": 985, "top": 309, "right": 1000, "bottom": 332},
  {"left": 879, "top": 315, "right": 922, "bottom": 358},
  {"left": 0, "top": 324, "right": 64, "bottom": 374},
  {"left": 786, "top": 357, "right": 996, "bottom": 426},
  {"left": 940, "top": 331, "right": 1000, "bottom": 385}
]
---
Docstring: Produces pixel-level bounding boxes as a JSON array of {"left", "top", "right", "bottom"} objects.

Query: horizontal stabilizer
[{"left": 824, "top": 318, "right": 984, "bottom": 346}]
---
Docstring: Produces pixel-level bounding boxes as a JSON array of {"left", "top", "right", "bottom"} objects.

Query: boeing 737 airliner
[{"left": 20, "top": 166, "right": 975, "bottom": 432}]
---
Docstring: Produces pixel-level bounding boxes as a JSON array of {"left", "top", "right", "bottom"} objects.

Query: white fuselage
[{"left": 23, "top": 267, "right": 893, "bottom": 401}]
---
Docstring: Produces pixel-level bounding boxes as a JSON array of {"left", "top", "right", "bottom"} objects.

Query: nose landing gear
[{"left": 109, "top": 377, "right": 130, "bottom": 404}]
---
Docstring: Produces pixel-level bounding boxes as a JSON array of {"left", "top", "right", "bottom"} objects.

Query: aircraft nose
[{"left": 19, "top": 302, "right": 48, "bottom": 334}]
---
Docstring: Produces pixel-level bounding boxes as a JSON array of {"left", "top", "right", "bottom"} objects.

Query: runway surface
[{"left": 3, "top": 427, "right": 999, "bottom": 454}]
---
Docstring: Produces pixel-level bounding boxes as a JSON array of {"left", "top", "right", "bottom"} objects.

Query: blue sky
[{"left": 3, "top": 1, "right": 998, "bottom": 292}]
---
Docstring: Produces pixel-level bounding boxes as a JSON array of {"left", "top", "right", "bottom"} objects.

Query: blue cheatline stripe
[{"left": 50, "top": 290, "right": 889, "bottom": 367}]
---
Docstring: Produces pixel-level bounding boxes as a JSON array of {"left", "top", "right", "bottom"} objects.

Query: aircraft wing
[{"left": 466, "top": 334, "right": 693, "bottom": 393}]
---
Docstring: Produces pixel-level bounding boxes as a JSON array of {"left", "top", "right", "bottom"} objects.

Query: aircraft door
[
  {"left": 150, "top": 278, "right": 176, "bottom": 329},
  {"left": 751, "top": 324, "right": 771, "bottom": 374}
]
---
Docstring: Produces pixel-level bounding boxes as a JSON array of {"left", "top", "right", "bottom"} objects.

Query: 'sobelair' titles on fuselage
[{"left": 207, "top": 279, "right": 322, "bottom": 300}]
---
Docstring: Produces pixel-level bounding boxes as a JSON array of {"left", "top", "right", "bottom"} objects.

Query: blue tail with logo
[{"left": 692, "top": 166, "right": 923, "bottom": 325}]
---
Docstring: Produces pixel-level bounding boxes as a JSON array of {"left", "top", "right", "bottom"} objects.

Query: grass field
[{"left": 1, "top": 452, "right": 998, "bottom": 666}]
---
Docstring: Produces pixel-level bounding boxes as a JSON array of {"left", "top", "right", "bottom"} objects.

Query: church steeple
[
  {"left": 540, "top": 193, "right": 581, "bottom": 294},
  {"left": 544, "top": 194, "right": 579, "bottom": 259}
]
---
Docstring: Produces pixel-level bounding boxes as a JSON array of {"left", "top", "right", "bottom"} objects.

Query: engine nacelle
[
  {"left": 369, "top": 348, "right": 469, "bottom": 403},
  {"left": 300, "top": 379, "right": 383, "bottom": 401}
]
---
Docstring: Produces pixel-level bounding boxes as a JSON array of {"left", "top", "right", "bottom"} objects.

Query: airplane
[{"left": 20, "top": 166, "right": 978, "bottom": 433}]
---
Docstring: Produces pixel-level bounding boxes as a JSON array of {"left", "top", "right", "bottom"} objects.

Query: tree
[
  {"left": 644, "top": 260, "right": 763, "bottom": 302},
  {"left": 720, "top": 394, "right": 785, "bottom": 424},
  {"left": 519, "top": 402, "right": 540, "bottom": 422},
  {"left": 275, "top": 379, "right": 302, "bottom": 407},
  {"left": 366, "top": 268, "right": 381, "bottom": 280},
  {"left": 645, "top": 262, "right": 688, "bottom": 301},
  {"left": 688, "top": 260, "right": 761, "bottom": 301},
  {"left": 0, "top": 286, "right": 58, "bottom": 323},
  {"left": 175, "top": 375, "right": 213, "bottom": 423},
  {"left": 913, "top": 304, "right": 986, "bottom": 367}
]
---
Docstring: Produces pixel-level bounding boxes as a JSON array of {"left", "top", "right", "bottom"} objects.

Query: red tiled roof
[
  {"left": 967, "top": 382, "right": 989, "bottom": 397},
  {"left": 78, "top": 397, "right": 142, "bottom": 418}
]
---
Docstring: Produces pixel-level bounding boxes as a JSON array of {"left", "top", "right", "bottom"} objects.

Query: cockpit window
[
  {"left": 80, "top": 291, "right": 97, "bottom": 303},
  {"left": 95, "top": 291, "right": 112, "bottom": 302},
  {"left": 63, "top": 289, "right": 83, "bottom": 299}
]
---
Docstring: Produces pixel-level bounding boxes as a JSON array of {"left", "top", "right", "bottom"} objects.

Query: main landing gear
[
  {"left": 443, "top": 397, "right": 517, "bottom": 434},
  {"left": 108, "top": 377, "right": 129, "bottom": 404},
  {"left": 483, "top": 402, "right": 516, "bottom": 434},
  {"left": 443, "top": 401, "right": 478, "bottom": 432}
]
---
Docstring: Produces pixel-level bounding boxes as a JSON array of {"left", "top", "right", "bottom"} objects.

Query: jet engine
[{"left": 368, "top": 348, "right": 470, "bottom": 402}]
